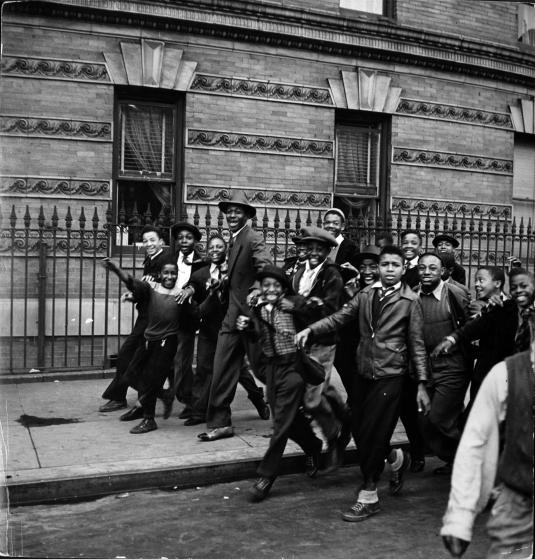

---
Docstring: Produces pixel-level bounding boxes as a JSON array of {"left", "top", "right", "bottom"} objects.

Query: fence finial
[
  {"left": 24, "top": 205, "right": 31, "bottom": 228},
  {"left": 10, "top": 205, "right": 17, "bottom": 228}
]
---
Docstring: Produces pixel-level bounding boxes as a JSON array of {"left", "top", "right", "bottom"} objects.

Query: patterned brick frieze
[
  {"left": 190, "top": 74, "right": 333, "bottom": 106},
  {"left": 186, "top": 184, "right": 332, "bottom": 208},
  {"left": 392, "top": 148, "right": 513, "bottom": 175},
  {"left": 0, "top": 116, "right": 112, "bottom": 141},
  {"left": 396, "top": 99, "right": 513, "bottom": 129},
  {"left": 1, "top": 55, "right": 110, "bottom": 82},
  {"left": 0, "top": 177, "right": 111, "bottom": 198},
  {"left": 391, "top": 197, "right": 513, "bottom": 218},
  {"left": 187, "top": 129, "right": 333, "bottom": 158}
]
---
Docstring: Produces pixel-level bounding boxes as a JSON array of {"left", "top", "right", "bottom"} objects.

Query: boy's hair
[
  {"left": 375, "top": 232, "right": 394, "bottom": 245},
  {"left": 400, "top": 229, "right": 422, "bottom": 243},
  {"left": 379, "top": 245, "right": 405, "bottom": 262},
  {"left": 508, "top": 267, "right": 533, "bottom": 281},
  {"left": 418, "top": 252, "right": 444, "bottom": 266},
  {"left": 477, "top": 266, "right": 506, "bottom": 289},
  {"left": 141, "top": 225, "right": 162, "bottom": 239},
  {"left": 208, "top": 233, "right": 227, "bottom": 248},
  {"left": 161, "top": 261, "right": 178, "bottom": 271}
]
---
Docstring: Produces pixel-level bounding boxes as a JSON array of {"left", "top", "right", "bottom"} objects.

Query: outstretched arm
[{"left": 102, "top": 258, "right": 131, "bottom": 285}]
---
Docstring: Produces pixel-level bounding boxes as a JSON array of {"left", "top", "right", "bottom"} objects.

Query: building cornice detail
[
  {"left": 0, "top": 116, "right": 112, "bottom": 141},
  {"left": 391, "top": 196, "right": 512, "bottom": 218},
  {"left": 392, "top": 147, "right": 513, "bottom": 175},
  {"left": 187, "top": 129, "right": 334, "bottom": 158},
  {"left": 0, "top": 177, "right": 111, "bottom": 198},
  {"left": 7, "top": 1, "right": 535, "bottom": 87}
]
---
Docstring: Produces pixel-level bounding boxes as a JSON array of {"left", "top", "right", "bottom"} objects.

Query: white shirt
[
  {"left": 298, "top": 260, "right": 325, "bottom": 297},
  {"left": 176, "top": 251, "right": 193, "bottom": 289},
  {"left": 417, "top": 280, "right": 445, "bottom": 301},
  {"left": 209, "top": 262, "right": 222, "bottom": 282},
  {"left": 406, "top": 256, "right": 419, "bottom": 269},
  {"left": 231, "top": 224, "right": 247, "bottom": 240},
  {"left": 370, "top": 280, "right": 402, "bottom": 301},
  {"left": 441, "top": 361, "right": 508, "bottom": 542}
]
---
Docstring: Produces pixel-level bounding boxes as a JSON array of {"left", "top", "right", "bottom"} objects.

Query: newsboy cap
[{"left": 300, "top": 226, "right": 338, "bottom": 248}]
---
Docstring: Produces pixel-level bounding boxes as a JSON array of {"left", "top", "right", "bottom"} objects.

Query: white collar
[
  {"left": 231, "top": 224, "right": 248, "bottom": 239},
  {"left": 371, "top": 280, "right": 402, "bottom": 292},
  {"left": 149, "top": 248, "right": 163, "bottom": 260},
  {"left": 305, "top": 259, "right": 326, "bottom": 274},
  {"left": 334, "top": 234, "right": 344, "bottom": 246},
  {"left": 419, "top": 280, "right": 445, "bottom": 301}
]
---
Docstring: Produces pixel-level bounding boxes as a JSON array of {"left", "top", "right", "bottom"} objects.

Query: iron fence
[{"left": 1, "top": 202, "right": 534, "bottom": 374}]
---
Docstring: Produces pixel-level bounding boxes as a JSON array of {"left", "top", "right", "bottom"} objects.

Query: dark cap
[
  {"left": 171, "top": 222, "right": 202, "bottom": 241},
  {"left": 432, "top": 234, "right": 459, "bottom": 249},
  {"left": 256, "top": 265, "right": 292, "bottom": 291},
  {"left": 300, "top": 226, "right": 337, "bottom": 248}
]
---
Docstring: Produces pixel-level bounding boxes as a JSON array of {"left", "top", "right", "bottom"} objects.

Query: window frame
[
  {"left": 339, "top": 0, "right": 396, "bottom": 20},
  {"left": 334, "top": 110, "right": 391, "bottom": 220}
]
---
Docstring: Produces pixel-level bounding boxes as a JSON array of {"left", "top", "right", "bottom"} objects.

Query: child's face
[
  {"left": 142, "top": 231, "right": 164, "bottom": 257},
  {"left": 436, "top": 240, "right": 454, "bottom": 254},
  {"left": 208, "top": 238, "right": 226, "bottom": 264},
  {"left": 261, "top": 277, "right": 284, "bottom": 303},
  {"left": 510, "top": 273, "right": 535, "bottom": 309},
  {"left": 401, "top": 233, "right": 421, "bottom": 261},
  {"left": 176, "top": 230, "right": 196, "bottom": 254},
  {"left": 379, "top": 253, "right": 404, "bottom": 287},
  {"left": 359, "top": 258, "right": 379, "bottom": 286},
  {"left": 474, "top": 269, "right": 500, "bottom": 300},
  {"left": 307, "top": 241, "right": 330, "bottom": 269},
  {"left": 161, "top": 264, "right": 178, "bottom": 289},
  {"left": 323, "top": 213, "right": 344, "bottom": 238},
  {"left": 295, "top": 242, "right": 308, "bottom": 262}
]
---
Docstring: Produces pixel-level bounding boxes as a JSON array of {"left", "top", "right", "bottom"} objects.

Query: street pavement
[{"left": 7, "top": 461, "right": 490, "bottom": 559}]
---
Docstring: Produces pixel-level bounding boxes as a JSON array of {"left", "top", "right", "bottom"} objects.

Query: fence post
[{"left": 37, "top": 240, "right": 48, "bottom": 369}]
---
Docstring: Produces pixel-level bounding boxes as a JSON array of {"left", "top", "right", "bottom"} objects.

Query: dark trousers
[
  {"left": 399, "top": 377, "right": 427, "bottom": 460},
  {"left": 418, "top": 369, "right": 469, "bottom": 463},
  {"left": 206, "top": 329, "right": 262, "bottom": 429},
  {"left": 136, "top": 335, "right": 179, "bottom": 418},
  {"left": 333, "top": 323, "right": 358, "bottom": 404},
  {"left": 257, "top": 356, "right": 322, "bottom": 478},
  {"left": 172, "top": 327, "right": 196, "bottom": 407},
  {"left": 351, "top": 375, "right": 404, "bottom": 484},
  {"left": 191, "top": 332, "right": 264, "bottom": 421},
  {"left": 101, "top": 315, "right": 147, "bottom": 402}
]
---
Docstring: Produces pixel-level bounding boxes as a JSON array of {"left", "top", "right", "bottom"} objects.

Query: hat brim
[
  {"left": 218, "top": 201, "right": 256, "bottom": 218},
  {"left": 300, "top": 235, "right": 337, "bottom": 248},
  {"left": 355, "top": 252, "right": 380, "bottom": 266},
  {"left": 432, "top": 235, "right": 459, "bottom": 248},
  {"left": 171, "top": 223, "right": 202, "bottom": 241}
]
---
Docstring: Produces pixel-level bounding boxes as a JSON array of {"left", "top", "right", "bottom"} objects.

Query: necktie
[{"left": 515, "top": 308, "right": 532, "bottom": 353}]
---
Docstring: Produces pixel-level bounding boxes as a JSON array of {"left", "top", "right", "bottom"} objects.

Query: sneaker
[
  {"left": 249, "top": 477, "right": 275, "bottom": 502},
  {"left": 341, "top": 501, "right": 381, "bottom": 522},
  {"left": 389, "top": 449, "right": 411, "bottom": 495}
]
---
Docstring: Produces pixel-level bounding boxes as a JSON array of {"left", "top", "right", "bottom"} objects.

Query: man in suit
[
  {"left": 170, "top": 222, "right": 205, "bottom": 419},
  {"left": 197, "top": 192, "right": 272, "bottom": 441}
]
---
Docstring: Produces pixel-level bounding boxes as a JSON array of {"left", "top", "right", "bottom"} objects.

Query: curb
[
  {"left": 0, "top": 370, "right": 115, "bottom": 384},
  {"left": 8, "top": 449, "right": 362, "bottom": 507}
]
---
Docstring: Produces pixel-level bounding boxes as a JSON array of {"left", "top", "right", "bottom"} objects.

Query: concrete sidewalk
[{"left": 1, "top": 373, "right": 408, "bottom": 506}]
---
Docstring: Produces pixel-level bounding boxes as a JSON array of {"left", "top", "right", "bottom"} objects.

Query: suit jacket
[
  {"left": 173, "top": 249, "right": 205, "bottom": 332},
  {"left": 334, "top": 237, "right": 360, "bottom": 284},
  {"left": 223, "top": 225, "right": 272, "bottom": 331},
  {"left": 451, "top": 262, "right": 466, "bottom": 285},
  {"left": 309, "top": 283, "right": 429, "bottom": 382},
  {"left": 173, "top": 249, "right": 206, "bottom": 275}
]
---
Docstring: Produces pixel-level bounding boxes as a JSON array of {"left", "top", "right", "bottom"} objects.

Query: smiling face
[
  {"left": 474, "top": 269, "right": 501, "bottom": 300},
  {"left": 142, "top": 231, "right": 164, "bottom": 257},
  {"left": 225, "top": 205, "right": 249, "bottom": 233},
  {"left": 208, "top": 237, "right": 226, "bottom": 265},
  {"left": 160, "top": 263, "right": 178, "bottom": 289},
  {"left": 379, "top": 252, "right": 404, "bottom": 287},
  {"left": 306, "top": 241, "right": 330, "bottom": 269},
  {"left": 359, "top": 258, "right": 379, "bottom": 286},
  {"left": 510, "top": 273, "right": 535, "bottom": 309},
  {"left": 261, "top": 277, "right": 284, "bottom": 304},
  {"left": 323, "top": 212, "right": 344, "bottom": 238},
  {"left": 175, "top": 230, "right": 196, "bottom": 255},
  {"left": 417, "top": 254, "right": 443, "bottom": 291},
  {"left": 401, "top": 233, "right": 421, "bottom": 261},
  {"left": 295, "top": 242, "right": 308, "bottom": 262},
  {"left": 436, "top": 240, "right": 455, "bottom": 254}
]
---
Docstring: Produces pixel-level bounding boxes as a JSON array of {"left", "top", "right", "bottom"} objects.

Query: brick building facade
[{"left": 1, "top": 0, "right": 534, "bottom": 372}]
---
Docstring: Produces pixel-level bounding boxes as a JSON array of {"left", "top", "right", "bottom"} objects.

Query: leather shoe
[
  {"left": 120, "top": 406, "right": 143, "bottom": 422},
  {"left": 129, "top": 418, "right": 157, "bottom": 434},
  {"left": 178, "top": 407, "right": 193, "bottom": 419},
  {"left": 389, "top": 449, "right": 411, "bottom": 495},
  {"left": 197, "top": 426, "right": 234, "bottom": 441},
  {"left": 252, "top": 399, "right": 270, "bottom": 421},
  {"left": 99, "top": 400, "right": 127, "bottom": 412},
  {"left": 434, "top": 462, "right": 453, "bottom": 476},
  {"left": 304, "top": 450, "right": 320, "bottom": 478},
  {"left": 184, "top": 417, "right": 204, "bottom": 426},
  {"left": 249, "top": 477, "right": 275, "bottom": 502}
]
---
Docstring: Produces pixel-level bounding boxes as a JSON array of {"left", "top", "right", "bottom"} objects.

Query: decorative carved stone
[
  {"left": 186, "top": 185, "right": 332, "bottom": 208},
  {"left": 0, "top": 117, "right": 112, "bottom": 140},
  {"left": 187, "top": 129, "right": 333, "bottom": 157},
  {"left": 1, "top": 177, "right": 110, "bottom": 197},
  {"left": 391, "top": 197, "right": 513, "bottom": 218},
  {"left": 190, "top": 74, "right": 333, "bottom": 105},
  {"left": 396, "top": 99, "right": 513, "bottom": 129},
  {"left": 392, "top": 148, "right": 513, "bottom": 175},
  {"left": 1, "top": 56, "right": 109, "bottom": 82}
]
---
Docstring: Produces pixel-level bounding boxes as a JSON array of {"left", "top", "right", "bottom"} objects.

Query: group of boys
[{"left": 99, "top": 200, "right": 532, "bottom": 556}]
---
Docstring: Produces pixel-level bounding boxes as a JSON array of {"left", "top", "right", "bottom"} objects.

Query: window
[
  {"left": 512, "top": 134, "right": 535, "bottom": 222},
  {"left": 340, "top": 0, "right": 384, "bottom": 14},
  {"left": 114, "top": 87, "right": 183, "bottom": 244},
  {"left": 519, "top": 3, "right": 535, "bottom": 45},
  {"left": 334, "top": 112, "right": 389, "bottom": 219}
]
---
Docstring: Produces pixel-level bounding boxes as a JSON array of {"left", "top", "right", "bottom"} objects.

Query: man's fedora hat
[
  {"left": 300, "top": 226, "right": 338, "bottom": 248},
  {"left": 171, "top": 222, "right": 202, "bottom": 241},
  {"left": 432, "top": 233, "right": 459, "bottom": 249},
  {"left": 256, "top": 265, "right": 292, "bottom": 291},
  {"left": 218, "top": 191, "right": 256, "bottom": 218},
  {"left": 355, "top": 245, "right": 381, "bottom": 266},
  {"left": 291, "top": 234, "right": 305, "bottom": 244}
]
